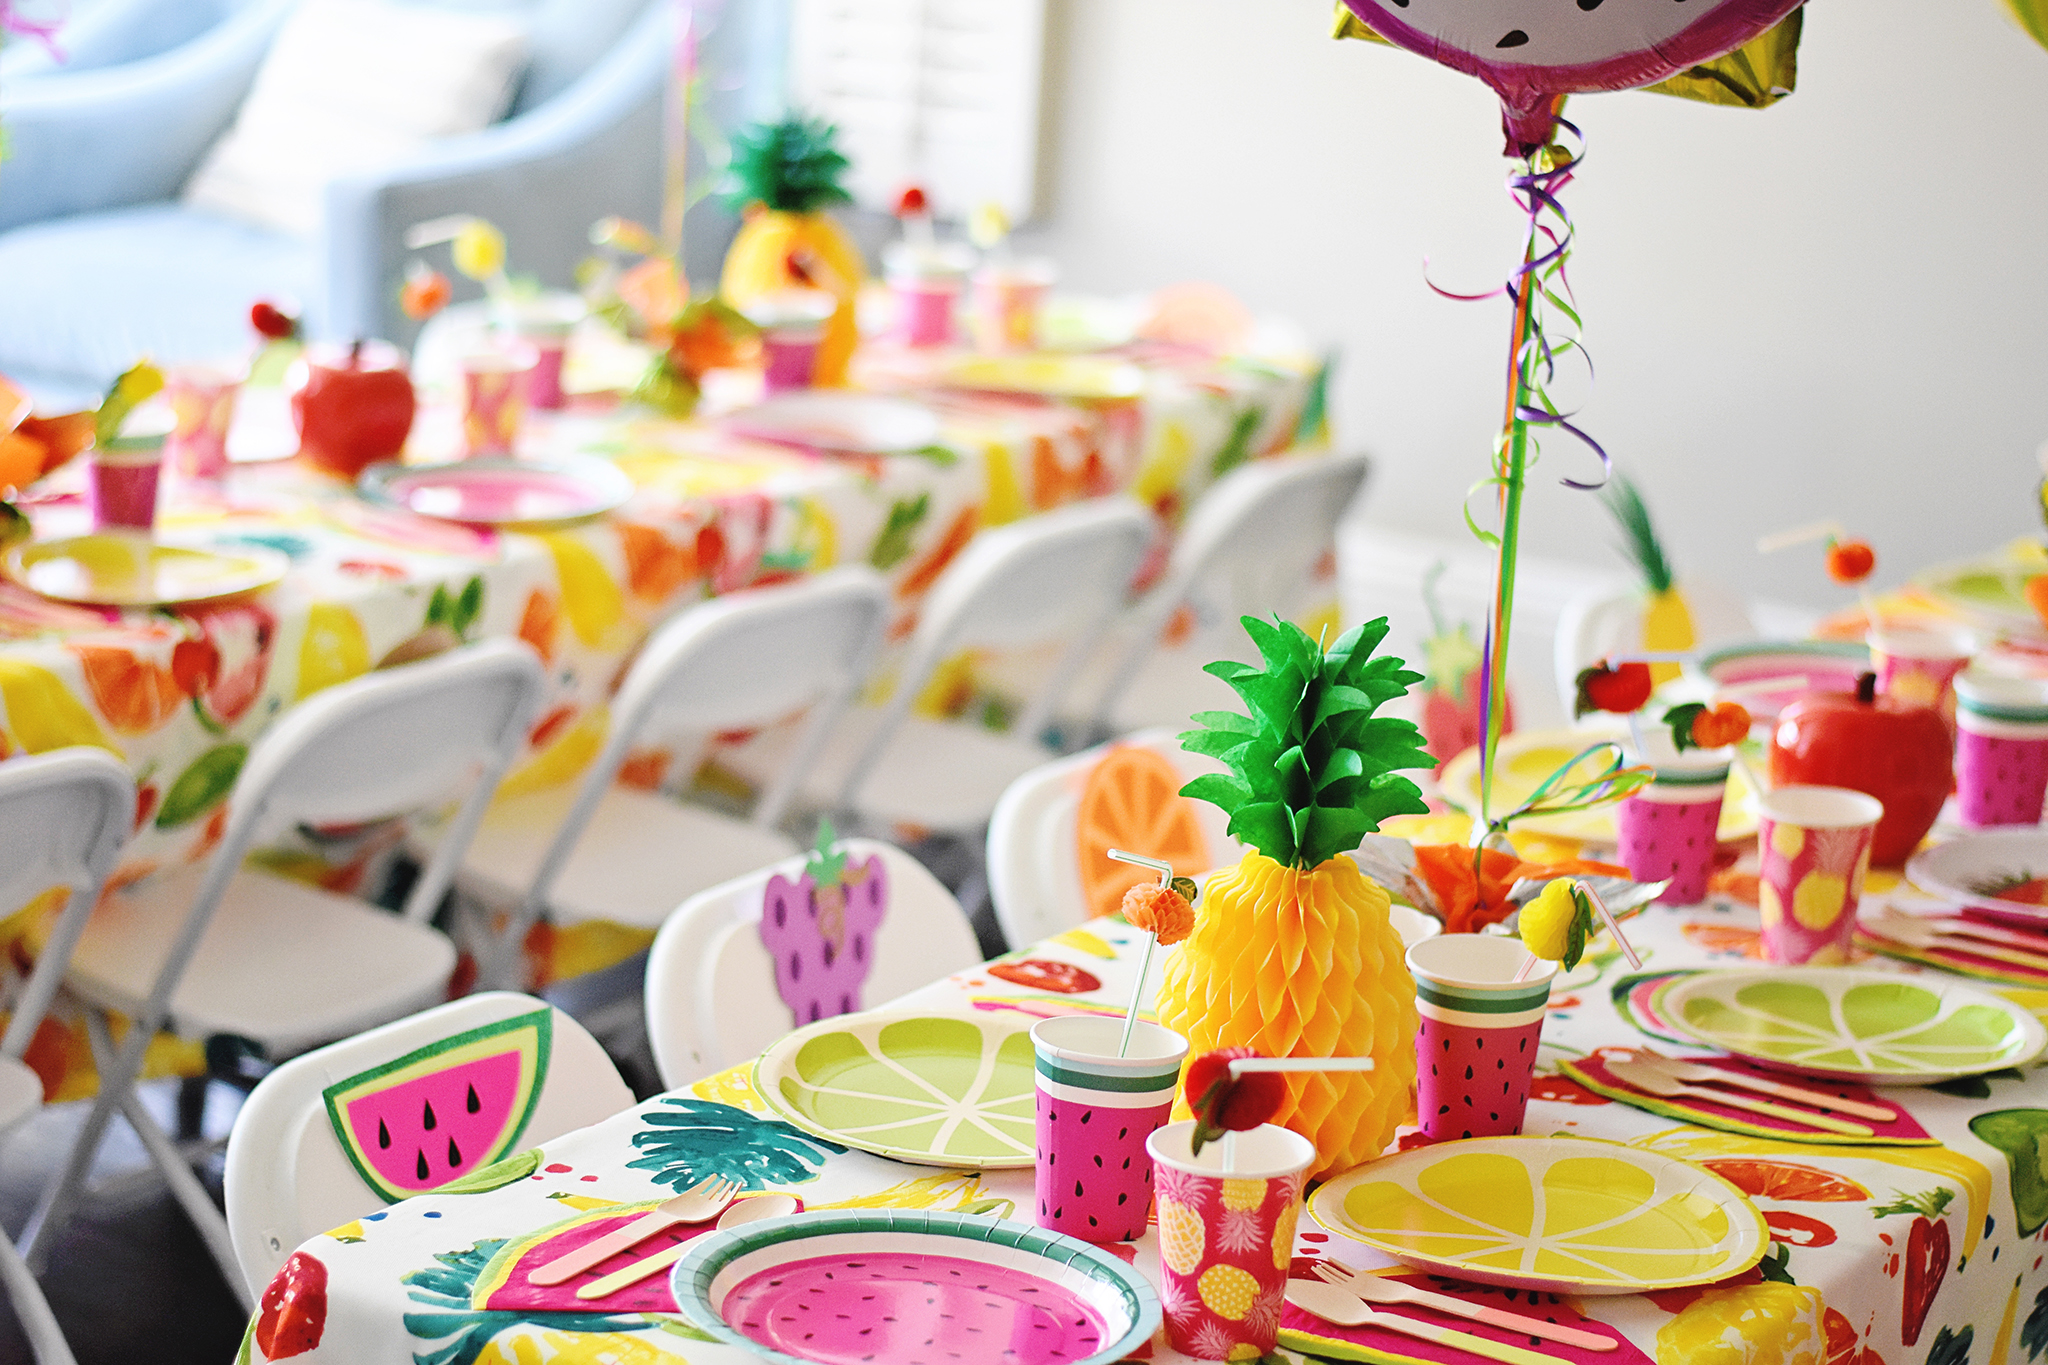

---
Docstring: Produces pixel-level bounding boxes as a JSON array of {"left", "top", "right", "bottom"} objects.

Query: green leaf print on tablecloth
[
  {"left": 403, "top": 1239, "right": 642, "bottom": 1365},
  {"left": 156, "top": 742, "right": 247, "bottom": 827},
  {"left": 627, "top": 1097, "right": 843, "bottom": 1193}
]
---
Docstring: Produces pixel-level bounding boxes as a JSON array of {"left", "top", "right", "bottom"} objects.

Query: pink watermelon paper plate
[
  {"left": 668, "top": 1210, "right": 1157, "bottom": 1365},
  {"left": 358, "top": 454, "right": 632, "bottom": 526}
]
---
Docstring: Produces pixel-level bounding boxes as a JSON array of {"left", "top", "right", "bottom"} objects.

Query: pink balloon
[{"left": 1337, "top": 0, "right": 1806, "bottom": 152}]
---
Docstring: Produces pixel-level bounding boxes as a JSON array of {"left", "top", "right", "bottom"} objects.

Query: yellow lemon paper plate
[
  {"left": 752, "top": 1011, "right": 1037, "bottom": 1169},
  {"left": 1437, "top": 728, "right": 1758, "bottom": 845},
  {"left": 1307, "top": 1136, "right": 1769, "bottom": 1295},
  {"left": 3, "top": 533, "right": 288, "bottom": 607}
]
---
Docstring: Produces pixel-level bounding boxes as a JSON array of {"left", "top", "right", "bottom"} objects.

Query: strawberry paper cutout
[{"left": 759, "top": 820, "right": 889, "bottom": 1027}]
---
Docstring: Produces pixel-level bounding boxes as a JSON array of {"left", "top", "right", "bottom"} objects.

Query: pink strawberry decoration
[{"left": 759, "top": 819, "right": 889, "bottom": 1026}]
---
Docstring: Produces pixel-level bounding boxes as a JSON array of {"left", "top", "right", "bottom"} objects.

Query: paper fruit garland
[{"left": 1333, "top": 0, "right": 1807, "bottom": 149}]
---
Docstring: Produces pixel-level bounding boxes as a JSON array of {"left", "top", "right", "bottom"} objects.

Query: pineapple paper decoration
[
  {"left": 1159, "top": 615, "right": 1434, "bottom": 1179},
  {"left": 720, "top": 114, "right": 868, "bottom": 386}
]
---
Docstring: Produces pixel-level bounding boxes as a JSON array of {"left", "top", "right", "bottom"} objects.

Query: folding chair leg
[
  {"left": 18, "top": 1007, "right": 163, "bottom": 1274},
  {"left": 0, "top": 1232, "right": 77, "bottom": 1365},
  {"left": 112, "top": 1084, "right": 253, "bottom": 1313}
]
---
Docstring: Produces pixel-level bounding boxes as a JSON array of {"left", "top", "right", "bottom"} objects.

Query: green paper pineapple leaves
[
  {"left": 723, "top": 115, "right": 853, "bottom": 215},
  {"left": 1179, "top": 616, "right": 1433, "bottom": 870}
]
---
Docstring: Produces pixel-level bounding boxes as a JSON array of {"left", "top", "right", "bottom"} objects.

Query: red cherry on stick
[
  {"left": 250, "top": 300, "right": 299, "bottom": 341},
  {"left": 1185, "top": 1047, "right": 1285, "bottom": 1156}
]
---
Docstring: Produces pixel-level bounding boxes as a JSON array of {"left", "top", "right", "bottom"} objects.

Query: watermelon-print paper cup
[
  {"left": 1615, "top": 740, "right": 1730, "bottom": 906},
  {"left": 1955, "top": 670, "right": 2048, "bottom": 828},
  {"left": 1408, "top": 933, "right": 1557, "bottom": 1142},
  {"left": 1756, "top": 785, "right": 1883, "bottom": 965},
  {"left": 1032, "top": 1016, "right": 1188, "bottom": 1244},
  {"left": 1146, "top": 1119, "right": 1313, "bottom": 1360}
]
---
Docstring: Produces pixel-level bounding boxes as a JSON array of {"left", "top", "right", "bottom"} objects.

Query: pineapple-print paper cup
[
  {"left": 1756, "top": 785, "right": 1883, "bottom": 965},
  {"left": 1615, "top": 747, "right": 1729, "bottom": 906},
  {"left": 1145, "top": 1119, "right": 1313, "bottom": 1361},
  {"left": 1955, "top": 670, "right": 2048, "bottom": 828},
  {"left": 1407, "top": 934, "right": 1557, "bottom": 1142},
  {"left": 1032, "top": 1016, "right": 1188, "bottom": 1244},
  {"left": 1872, "top": 626, "right": 1973, "bottom": 731},
  {"left": 461, "top": 346, "right": 535, "bottom": 457}
]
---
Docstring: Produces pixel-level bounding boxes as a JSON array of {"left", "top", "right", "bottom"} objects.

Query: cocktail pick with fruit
[
  {"left": 1108, "top": 849, "right": 1197, "bottom": 1058},
  {"left": 1514, "top": 876, "right": 1641, "bottom": 982},
  {"left": 1184, "top": 1047, "right": 1374, "bottom": 1170},
  {"left": 1759, "top": 520, "right": 1880, "bottom": 629}
]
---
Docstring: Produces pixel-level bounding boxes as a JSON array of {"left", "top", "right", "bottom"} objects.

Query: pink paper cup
[
  {"left": 1407, "top": 934, "right": 1556, "bottom": 1142},
  {"left": 760, "top": 328, "right": 824, "bottom": 393},
  {"left": 1147, "top": 1119, "right": 1313, "bottom": 1360},
  {"left": 890, "top": 275, "right": 962, "bottom": 346},
  {"left": 972, "top": 262, "right": 1056, "bottom": 352},
  {"left": 1872, "top": 626, "right": 1974, "bottom": 730},
  {"left": 461, "top": 347, "right": 536, "bottom": 457},
  {"left": 1031, "top": 1016, "right": 1186, "bottom": 1244},
  {"left": 1955, "top": 670, "right": 2048, "bottom": 827},
  {"left": 1756, "top": 785, "right": 1883, "bottom": 965},
  {"left": 90, "top": 408, "right": 174, "bottom": 531},
  {"left": 164, "top": 366, "right": 240, "bottom": 481},
  {"left": 1615, "top": 749, "right": 1730, "bottom": 906}
]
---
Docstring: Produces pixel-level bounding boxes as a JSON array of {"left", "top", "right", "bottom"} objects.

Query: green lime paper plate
[
  {"left": 1660, "top": 968, "right": 2047, "bottom": 1084},
  {"left": 752, "top": 1011, "right": 1036, "bottom": 1168}
]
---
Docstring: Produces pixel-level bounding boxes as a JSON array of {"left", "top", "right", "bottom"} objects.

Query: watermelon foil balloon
[{"left": 1336, "top": 0, "right": 1806, "bottom": 152}]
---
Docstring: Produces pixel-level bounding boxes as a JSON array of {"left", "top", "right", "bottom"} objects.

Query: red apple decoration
[
  {"left": 291, "top": 340, "right": 416, "bottom": 478},
  {"left": 1768, "top": 671, "right": 1953, "bottom": 866}
]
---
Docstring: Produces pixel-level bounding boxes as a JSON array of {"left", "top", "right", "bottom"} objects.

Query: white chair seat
[
  {"left": 727, "top": 707, "right": 1057, "bottom": 835},
  {"left": 67, "top": 866, "right": 456, "bottom": 1059},
  {"left": 453, "top": 784, "right": 800, "bottom": 929},
  {"left": 0, "top": 1057, "right": 43, "bottom": 1135}
]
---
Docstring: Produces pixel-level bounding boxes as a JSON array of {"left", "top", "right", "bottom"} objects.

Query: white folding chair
[
  {"left": 1552, "top": 578, "right": 1756, "bottom": 725},
  {"left": 644, "top": 838, "right": 981, "bottom": 1087},
  {"left": 985, "top": 728, "right": 1237, "bottom": 951},
  {"left": 20, "top": 639, "right": 545, "bottom": 1306},
  {"left": 725, "top": 498, "right": 1155, "bottom": 837},
  {"left": 223, "top": 989, "right": 632, "bottom": 1300},
  {"left": 1082, "top": 451, "right": 1370, "bottom": 737},
  {"left": 0, "top": 748, "right": 133, "bottom": 1365},
  {"left": 440, "top": 567, "right": 891, "bottom": 972}
]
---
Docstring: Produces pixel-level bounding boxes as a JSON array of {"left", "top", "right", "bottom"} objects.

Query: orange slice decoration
[
  {"left": 1075, "top": 745, "right": 1208, "bottom": 919},
  {"left": 1698, "top": 1159, "right": 1871, "bottom": 1203}
]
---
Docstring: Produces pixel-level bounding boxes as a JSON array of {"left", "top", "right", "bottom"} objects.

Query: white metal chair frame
[
  {"left": 486, "top": 566, "right": 890, "bottom": 977},
  {"left": 223, "top": 990, "right": 633, "bottom": 1299},
  {"left": 1085, "top": 451, "right": 1370, "bottom": 737},
  {"left": 836, "top": 497, "right": 1156, "bottom": 814},
  {"left": 20, "top": 640, "right": 546, "bottom": 1308},
  {"left": 0, "top": 748, "right": 134, "bottom": 1365},
  {"left": 644, "top": 838, "right": 981, "bottom": 1088}
]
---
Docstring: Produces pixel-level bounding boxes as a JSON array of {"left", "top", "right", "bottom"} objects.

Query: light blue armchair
[{"left": 0, "top": 0, "right": 769, "bottom": 409}]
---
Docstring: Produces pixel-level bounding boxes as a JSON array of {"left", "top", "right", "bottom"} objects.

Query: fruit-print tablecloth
[
  {"left": 247, "top": 893, "right": 2048, "bottom": 1365},
  {"left": 0, "top": 345, "right": 1320, "bottom": 929}
]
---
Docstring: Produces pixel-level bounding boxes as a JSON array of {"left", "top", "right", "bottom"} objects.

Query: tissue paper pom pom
[
  {"left": 1122, "top": 882, "right": 1195, "bottom": 946},
  {"left": 1826, "top": 540, "right": 1876, "bottom": 584}
]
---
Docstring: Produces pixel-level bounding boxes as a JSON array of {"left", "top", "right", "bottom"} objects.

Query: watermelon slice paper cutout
[{"left": 323, "top": 1008, "right": 551, "bottom": 1204}]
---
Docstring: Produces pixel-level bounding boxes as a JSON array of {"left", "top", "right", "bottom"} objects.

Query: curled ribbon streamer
[{"left": 1469, "top": 741, "right": 1654, "bottom": 855}]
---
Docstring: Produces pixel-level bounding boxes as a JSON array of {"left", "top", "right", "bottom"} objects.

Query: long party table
[
  {"left": 250, "top": 894, "right": 2048, "bottom": 1365},
  {"left": 0, "top": 343, "right": 1319, "bottom": 967}
]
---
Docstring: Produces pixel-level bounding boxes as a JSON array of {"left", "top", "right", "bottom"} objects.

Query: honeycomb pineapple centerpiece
[
  {"left": 1159, "top": 615, "right": 1434, "bottom": 1179},
  {"left": 719, "top": 114, "right": 867, "bottom": 386}
]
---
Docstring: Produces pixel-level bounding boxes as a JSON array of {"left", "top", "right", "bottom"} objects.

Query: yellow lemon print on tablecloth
[
  {"left": 541, "top": 533, "right": 624, "bottom": 648},
  {"left": 0, "top": 659, "right": 114, "bottom": 753},
  {"left": 1271, "top": 1201, "right": 1298, "bottom": 1270},
  {"left": 1158, "top": 1199, "right": 1205, "bottom": 1274},
  {"left": 1758, "top": 880, "right": 1783, "bottom": 928},
  {"left": 1222, "top": 1178, "right": 1265, "bottom": 1212},
  {"left": 1654, "top": 1282, "right": 1825, "bottom": 1364},
  {"left": 295, "top": 603, "right": 370, "bottom": 699},
  {"left": 1197, "top": 1264, "right": 1259, "bottom": 1320},
  {"left": 1771, "top": 822, "right": 1806, "bottom": 860},
  {"left": 1792, "top": 873, "right": 1848, "bottom": 930}
]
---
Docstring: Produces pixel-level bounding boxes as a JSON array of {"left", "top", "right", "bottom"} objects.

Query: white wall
[{"left": 1016, "top": 0, "right": 2048, "bottom": 618}]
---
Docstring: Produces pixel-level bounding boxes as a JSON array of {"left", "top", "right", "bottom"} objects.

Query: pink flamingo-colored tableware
[
  {"left": 1614, "top": 740, "right": 1730, "bottom": 906},
  {"left": 461, "top": 347, "right": 537, "bottom": 457},
  {"left": 1872, "top": 626, "right": 1974, "bottom": 732}
]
